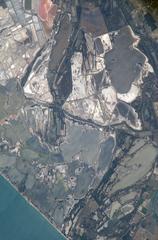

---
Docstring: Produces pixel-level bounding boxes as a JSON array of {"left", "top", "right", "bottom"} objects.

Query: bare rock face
[{"left": 23, "top": 42, "right": 54, "bottom": 104}]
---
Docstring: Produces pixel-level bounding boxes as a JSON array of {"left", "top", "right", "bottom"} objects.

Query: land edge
[{"left": 0, "top": 173, "right": 67, "bottom": 240}]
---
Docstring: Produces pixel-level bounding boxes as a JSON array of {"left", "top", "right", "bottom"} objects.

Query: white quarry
[{"left": 64, "top": 26, "right": 153, "bottom": 130}]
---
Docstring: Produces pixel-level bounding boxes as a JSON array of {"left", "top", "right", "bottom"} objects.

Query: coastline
[{"left": 0, "top": 172, "right": 67, "bottom": 240}]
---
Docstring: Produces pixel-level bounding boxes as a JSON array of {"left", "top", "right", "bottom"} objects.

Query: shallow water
[{"left": 0, "top": 175, "right": 66, "bottom": 240}]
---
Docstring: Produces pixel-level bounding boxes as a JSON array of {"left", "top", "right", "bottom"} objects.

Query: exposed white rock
[
  {"left": 24, "top": 68, "right": 53, "bottom": 103},
  {"left": 95, "top": 33, "right": 112, "bottom": 56},
  {"left": 117, "top": 84, "right": 140, "bottom": 103},
  {"left": 64, "top": 26, "right": 154, "bottom": 130},
  {"left": 101, "top": 86, "right": 117, "bottom": 114},
  {"left": 24, "top": 42, "right": 53, "bottom": 103}
]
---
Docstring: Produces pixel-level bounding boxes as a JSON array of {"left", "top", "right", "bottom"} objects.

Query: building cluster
[{"left": 0, "top": 0, "right": 49, "bottom": 86}]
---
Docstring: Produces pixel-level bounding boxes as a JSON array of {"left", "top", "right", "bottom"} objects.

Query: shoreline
[{"left": 0, "top": 173, "right": 67, "bottom": 240}]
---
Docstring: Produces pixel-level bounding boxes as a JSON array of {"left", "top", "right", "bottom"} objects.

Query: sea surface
[{"left": 0, "top": 175, "right": 66, "bottom": 240}]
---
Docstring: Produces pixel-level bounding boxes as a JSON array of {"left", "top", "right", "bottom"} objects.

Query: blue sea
[{"left": 0, "top": 175, "right": 66, "bottom": 240}]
